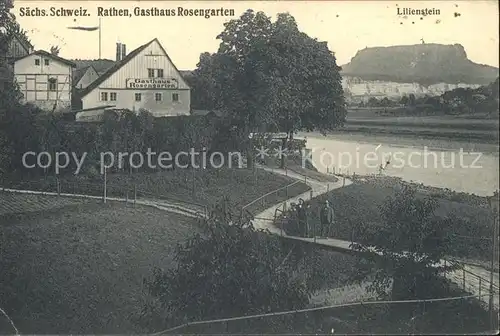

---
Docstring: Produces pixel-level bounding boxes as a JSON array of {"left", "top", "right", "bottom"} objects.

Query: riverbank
[
  {"left": 341, "top": 114, "right": 498, "bottom": 144},
  {"left": 337, "top": 125, "right": 498, "bottom": 143},
  {"left": 298, "top": 131, "right": 500, "bottom": 154}
]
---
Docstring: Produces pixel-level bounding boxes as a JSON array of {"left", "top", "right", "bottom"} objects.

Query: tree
[
  {"left": 351, "top": 186, "right": 459, "bottom": 302},
  {"left": 0, "top": 0, "right": 36, "bottom": 178},
  {"left": 408, "top": 93, "right": 416, "bottom": 106},
  {"left": 400, "top": 95, "right": 409, "bottom": 106},
  {"left": 192, "top": 10, "right": 346, "bottom": 169},
  {"left": 142, "top": 200, "right": 310, "bottom": 330},
  {"left": 50, "top": 45, "right": 60, "bottom": 55},
  {"left": 367, "top": 97, "right": 379, "bottom": 107},
  {"left": 379, "top": 97, "right": 392, "bottom": 107},
  {"left": 267, "top": 13, "right": 346, "bottom": 168}
]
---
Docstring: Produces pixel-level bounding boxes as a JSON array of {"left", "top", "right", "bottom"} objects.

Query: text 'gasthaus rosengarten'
[{"left": 97, "top": 6, "right": 236, "bottom": 19}]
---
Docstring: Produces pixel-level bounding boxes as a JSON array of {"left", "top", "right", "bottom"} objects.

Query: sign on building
[{"left": 126, "top": 78, "right": 178, "bottom": 89}]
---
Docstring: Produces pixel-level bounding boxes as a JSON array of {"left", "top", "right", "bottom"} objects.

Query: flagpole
[{"left": 98, "top": 18, "right": 102, "bottom": 59}]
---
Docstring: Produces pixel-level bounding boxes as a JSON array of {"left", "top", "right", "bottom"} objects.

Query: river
[{"left": 299, "top": 132, "right": 499, "bottom": 196}]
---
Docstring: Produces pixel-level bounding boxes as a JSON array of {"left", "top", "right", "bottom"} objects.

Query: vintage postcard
[{"left": 0, "top": 0, "right": 498, "bottom": 334}]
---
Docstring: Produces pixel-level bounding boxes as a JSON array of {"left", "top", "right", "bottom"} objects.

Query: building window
[
  {"left": 101, "top": 92, "right": 108, "bottom": 101},
  {"left": 44, "top": 59, "right": 50, "bottom": 66},
  {"left": 48, "top": 77, "right": 57, "bottom": 91},
  {"left": 147, "top": 68, "right": 155, "bottom": 78},
  {"left": 155, "top": 93, "right": 162, "bottom": 101},
  {"left": 135, "top": 93, "right": 142, "bottom": 102},
  {"left": 35, "top": 59, "right": 40, "bottom": 66},
  {"left": 157, "top": 69, "right": 164, "bottom": 78},
  {"left": 110, "top": 92, "right": 117, "bottom": 101},
  {"left": 172, "top": 93, "right": 179, "bottom": 102}
]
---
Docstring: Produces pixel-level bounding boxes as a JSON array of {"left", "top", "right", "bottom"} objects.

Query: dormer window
[
  {"left": 35, "top": 59, "right": 40, "bottom": 66},
  {"left": 48, "top": 77, "right": 57, "bottom": 91}
]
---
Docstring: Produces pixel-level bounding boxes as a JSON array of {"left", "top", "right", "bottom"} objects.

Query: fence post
[
  {"left": 479, "top": 278, "right": 482, "bottom": 298},
  {"left": 280, "top": 215, "right": 284, "bottom": 236},
  {"left": 103, "top": 167, "right": 107, "bottom": 203},
  {"left": 463, "top": 268, "right": 466, "bottom": 290},
  {"left": 314, "top": 222, "right": 317, "bottom": 243},
  {"left": 343, "top": 177, "right": 346, "bottom": 187},
  {"left": 310, "top": 190, "right": 313, "bottom": 200},
  {"left": 192, "top": 167, "right": 196, "bottom": 198},
  {"left": 286, "top": 184, "right": 288, "bottom": 197},
  {"left": 133, "top": 183, "right": 137, "bottom": 207},
  {"left": 327, "top": 184, "right": 330, "bottom": 192},
  {"left": 304, "top": 175, "right": 307, "bottom": 184}
]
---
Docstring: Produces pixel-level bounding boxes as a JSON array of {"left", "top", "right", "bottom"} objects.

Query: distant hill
[{"left": 341, "top": 44, "right": 499, "bottom": 86}]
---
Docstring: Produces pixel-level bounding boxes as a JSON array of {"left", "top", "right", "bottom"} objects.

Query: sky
[{"left": 13, "top": 0, "right": 500, "bottom": 70}]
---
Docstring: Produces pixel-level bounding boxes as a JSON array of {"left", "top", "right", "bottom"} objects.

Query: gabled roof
[
  {"left": 71, "top": 58, "right": 115, "bottom": 73},
  {"left": 14, "top": 50, "right": 76, "bottom": 67},
  {"left": 72, "top": 65, "right": 97, "bottom": 86},
  {"left": 13, "top": 34, "right": 33, "bottom": 54},
  {"left": 80, "top": 38, "right": 190, "bottom": 98}
]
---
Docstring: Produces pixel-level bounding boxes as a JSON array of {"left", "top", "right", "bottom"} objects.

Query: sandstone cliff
[{"left": 341, "top": 44, "right": 498, "bottom": 86}]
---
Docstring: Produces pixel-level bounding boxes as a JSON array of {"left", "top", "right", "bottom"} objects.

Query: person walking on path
[
  {"left": 287, "top": 202, "right": 299, "bottom": 236},
  {"left": 319, "top": 200, "right": 335, "bottom": 238},
  {"left": 297, "top": 198, "right": 309, "bottom": 237}
]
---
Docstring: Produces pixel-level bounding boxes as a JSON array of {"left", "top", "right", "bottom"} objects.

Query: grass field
[
  {"left": 0, "top": 193, "right": 362, "bottom": 335},
  {"left": 4, "top": 167, "right": 310, "bottom": 215},
  {"left": 0, "top": 192, "right": 88, "bottom": 215},
  {"left": 0, "top": 198, "right": 200, "bottom": 334},
  {"left": 276, "top": 176, "right": 495, "bottom": 263}
]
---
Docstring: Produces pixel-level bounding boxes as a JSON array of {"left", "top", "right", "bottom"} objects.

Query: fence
[
  {"left": 445, "top": 261, "right": 500, "bottom": 310},
  {"left": 152, "top": 293, "right": 496, "bottom": 335},
  {"left": 241, "top": 179, "right": 309, "bottom": 216},
  {"left": 1, "top": 178, "right": 208, "bottom": 218}
]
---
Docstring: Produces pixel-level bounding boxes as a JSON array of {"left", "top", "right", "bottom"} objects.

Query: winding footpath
[{"left": 252, "top": 166, "right": 499, "bottom": 310}]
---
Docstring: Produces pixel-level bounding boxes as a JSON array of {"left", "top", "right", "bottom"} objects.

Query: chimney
[
  {"left": 121, "top": 44, "right": 126, "bottom": 60},
  {"left": 116, "top": 42, "right": 122, "bottom": 61}
]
